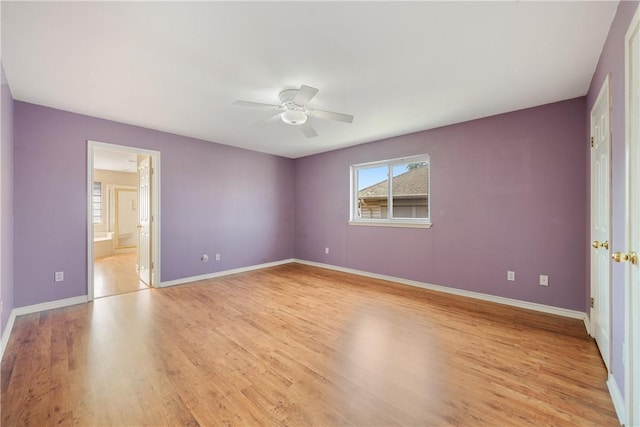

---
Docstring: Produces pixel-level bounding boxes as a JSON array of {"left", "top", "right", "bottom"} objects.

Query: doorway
[
  {"left": 590, "top": 75, "right": 612, "bottom": 370},
  {"left": 87, "top": 141, "right": 160, "bottom": 300}
]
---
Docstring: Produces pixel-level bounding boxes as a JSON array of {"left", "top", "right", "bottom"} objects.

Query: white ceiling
[
  {"left": 94, "top": 148, "right": 138, "bottom": 173},
  {"left": 2, "top": 1, "right": 618, "bottom": 159}
]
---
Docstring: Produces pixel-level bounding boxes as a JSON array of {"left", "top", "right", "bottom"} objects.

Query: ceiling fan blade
[
  {"left": 252, "top": 111, "right": 282, "bottom": 129},
  {"left": 300, "top": 122, "right": 318, "bottom": 138},
  {"left": 233, "top": 100, "right": 282, "bottom": 109},
  {"left": 310, "top": 109, "right": 354, "bottom": 123},
  {"left": 294, "top": 85, "right": 319, "bottom": 105}
]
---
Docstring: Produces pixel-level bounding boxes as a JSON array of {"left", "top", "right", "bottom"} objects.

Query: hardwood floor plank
[
  {"left": 94, "top": 253, "right": 148, "bottom": 298},
  {"left": 1, "top": 263, "right": 619, "bottom": 426}
]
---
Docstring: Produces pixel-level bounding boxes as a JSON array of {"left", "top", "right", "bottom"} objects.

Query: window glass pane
[
  {"left": 351, "top": 155, "right": 430, "bottom": 225},
  {"left": 356, "top": 165, "right": 388, "bottom": 219},
  {"left": 93, "top": 181, "right": 102, "bottom": 224},
  {"left": 391, "top": 162, "right": 428, "bottom": 219}
]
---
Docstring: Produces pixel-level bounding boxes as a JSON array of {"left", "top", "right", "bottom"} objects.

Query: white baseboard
[
  {"left": 13, "top": 295, "right": 88, "bottom": 316},
  {"left": 1, "top": 295, "right": 88, "bottom": 361},
  {"left": 1, "top": 309, "right": 17, "bottom": 361},
  {"left": 607, "top": 374, "right": 626, "bottom": 426},
  {"left": 583, "top": 315, "right": 592, "bottom": 336},
  {"left": 160, "top": 258, "right": 295, "bottom": 288},
  {"left": 293, "top": 259, "right": 587, "bottom": 321}
]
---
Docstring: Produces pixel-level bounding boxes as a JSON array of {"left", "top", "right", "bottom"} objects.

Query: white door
[
  {"left": 625, "top": 9, "right": 640, "bottom": 425},
  {"left": 590, "top": 76, "right": 612, "bottom": 370},
  {"left": 138, "top": 156, "right": 152, "bottom": 286}
]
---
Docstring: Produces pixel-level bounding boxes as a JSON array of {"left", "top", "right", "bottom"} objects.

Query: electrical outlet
[
  {"left": 215, "top": 253, "right": 220, "bottom": 261},
  {"left": 201, "top": 254, "right": 209, "bottom": 262},
  {"left": 507, "top": 271, "right": 515, "bottom": 282},
  {"left": 325, "top": 247, "right": 329, "bottom": 254},
  {"left": 539, "top": 275, "right": 549, "bottom": 286},
  {"left": 54, "top": 271, "right": 64, "bottom": 282}
]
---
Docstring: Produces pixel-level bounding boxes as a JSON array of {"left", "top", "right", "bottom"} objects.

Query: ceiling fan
[{"left": 233, "top": 85, "right": 353, "bottom": 138}]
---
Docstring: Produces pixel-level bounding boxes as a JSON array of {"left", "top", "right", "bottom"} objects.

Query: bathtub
[{"left": 94, "top": 231, "right": 114, "bottom": 258}]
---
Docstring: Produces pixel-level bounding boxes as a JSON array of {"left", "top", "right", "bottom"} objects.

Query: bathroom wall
[{"left": 93, "top": 169, "right": 138, "bottom": 234}]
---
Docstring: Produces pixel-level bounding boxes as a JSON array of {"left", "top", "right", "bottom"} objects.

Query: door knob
[
  {"left": 592, "top": 240, "right": 609, "bottom": 249},
  {"left": 611, "top": 251, "right": 638, "bottom": 265},
  {"left": 136, "top": 224, "right": 142, "bottom": 229}
]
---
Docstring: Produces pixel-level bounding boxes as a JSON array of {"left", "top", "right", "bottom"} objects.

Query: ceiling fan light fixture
[{"left": 281, "top": 109, "right": 308, "bottom": 126}]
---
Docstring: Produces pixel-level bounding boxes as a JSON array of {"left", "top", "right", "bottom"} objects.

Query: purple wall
[
  {"left": 586, "top": 0, "right": 640, "bottom": 399},
  {"left": 1, "top": 65, "right": 14, "bottom": 334},
  {"left": 13, "top": 102, "right": 294, "bottom": 307},
  {"left": 295, "top": 98, "right": 587, "bottom": 311}
]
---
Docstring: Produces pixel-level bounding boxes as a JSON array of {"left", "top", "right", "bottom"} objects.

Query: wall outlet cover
[{"left": 539, "top": 275, "right": 549, "bottom": 286}]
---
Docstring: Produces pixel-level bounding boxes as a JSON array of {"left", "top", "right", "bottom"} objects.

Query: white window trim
[
  {"left": 348, "top": 220, "right": 432, "bottom": 229},
  {"left": 350, "top": 154, "right": 431, "bottom": 228}
]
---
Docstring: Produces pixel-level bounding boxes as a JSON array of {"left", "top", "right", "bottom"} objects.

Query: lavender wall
[
  {"left": 13, "top": 102, "right": 294, "bottom": 307},
  {"left": 1, "top": 65, "right": 14, "bottom": 333},
  {"left": 295, "top": 98, "right": 587, "bottom": 311},
  {"left": 586, "top": 0, "right": 640, "bottom": 399}
]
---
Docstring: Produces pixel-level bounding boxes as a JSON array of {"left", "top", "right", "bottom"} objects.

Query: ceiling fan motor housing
[{"left": 279, "top": 89, "right": 299, "bottom": 104}]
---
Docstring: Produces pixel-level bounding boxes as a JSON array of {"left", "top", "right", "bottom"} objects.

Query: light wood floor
[
  {"left": 1, "top": 264, "right": 617, "bottom": 426},
  {"left": 94, "top": 252, "right": 148, "bottom": 298}
]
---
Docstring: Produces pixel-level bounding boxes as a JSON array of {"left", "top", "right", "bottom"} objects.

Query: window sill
[{"left": 348, "top": 220, "right": 432, "bottom": 229}]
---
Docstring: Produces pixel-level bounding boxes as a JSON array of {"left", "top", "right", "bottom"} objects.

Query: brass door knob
[
  {"left": 611, "top": 251, "right": 638, "bottom": 264},
  {"left": 592, "top": 240, "right": 609, "bottom": 249}
]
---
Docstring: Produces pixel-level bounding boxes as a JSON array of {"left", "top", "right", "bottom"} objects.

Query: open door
[
  {"left": 624, "top": 9, "right": 640, "bottom": 425},
  {"left": 590, "top": 75, "right": 612, "bottom": 370},
  {"left": 138, "top": 155, "right": 152, "bottom": 286}
]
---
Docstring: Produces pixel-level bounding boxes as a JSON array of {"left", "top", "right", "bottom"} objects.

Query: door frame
[
  {"left": 625, "top": 6, "right": 640, "bottom": 425},
  {"left": 87, "top": 140, "right": 161, "bottom": 301},
  {"left": 589, "top": 74, "right": 612, "bottom": 370}
]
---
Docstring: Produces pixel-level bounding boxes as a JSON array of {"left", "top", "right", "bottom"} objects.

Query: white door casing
[
  {"left": 625, "top": 8, "right": 640, "bottom": 426},
  {"left": 590, "top": 75, "right": 612, "bottom": 371},
  {"left": 138, "top": 156, "right": 152, "bottom": 286}
]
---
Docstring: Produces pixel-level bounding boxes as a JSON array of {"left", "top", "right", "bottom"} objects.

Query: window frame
[{"left": 349, "top": 154, "right": 431, "bottom": 228}]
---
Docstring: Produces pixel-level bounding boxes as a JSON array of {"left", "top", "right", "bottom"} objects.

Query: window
[
  {"left": 92, "top": 181, "right": 102, "bottom": 224},
  {"left": 350, "top": 155, "right": 431, "bottom": 228}
]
